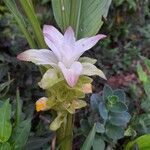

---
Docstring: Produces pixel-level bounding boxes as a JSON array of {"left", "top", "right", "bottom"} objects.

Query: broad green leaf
[
  {"left": 90, "top": 94, "right": 102, "bottom": 111},
  {"left": 99, "top": 102, "right": 108, "bottom": 120},
  {"left": 113, "top": 89, "right": 126, "bottom": 102},
  {"left": 80, "top": 119, "right": 91, "bottom": 137},
  {"left": 52, "top": 0, "right": 112, "bottom": 38},
  {"left": 107, "top": 96, "right": 127, "bottom": 113},
  {"left": 109, "top": 101, "right": 127, "bottom": 113},
  {"left": 103, "top": 84, "right": 113, "bottom": 100},
  {"left": 81, "top": 123, "right": 96, "bottom": 150},
  {"left": 124, "top": 134, "right": 150, "bottom": 150},
  {"left": 78, "top": 0, "right": 112, "bottom": 38},
  {"left": 10, "top": 119, "right": 31, "bottom": 150},
  {"left": 95, "top": 122, "right": 105, "bottom": 133},
  {"left": 51, "top": 0, "right": 70, "bottom": 32},
  {"left": 0, "top": 142, "right": 11, "bottom": 150},
  {"left": 105, "top": 123, "right": 124, "bottom": 140},
  {"left": 109, "top": 112, "right": 131, "bottom": 126},
  {"left": 0, "top": 100, "right": 12, "bottom": 142},
  {"left": 93, "top": 135, "right": 105, "bottom": 150},
  {"left": 137, "top": 63, "right": 148, "bottom": 83}
]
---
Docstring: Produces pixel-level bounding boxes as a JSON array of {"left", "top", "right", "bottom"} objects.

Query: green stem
[{"left": 57, "top": 114, "right": 73, "bottom": 150}]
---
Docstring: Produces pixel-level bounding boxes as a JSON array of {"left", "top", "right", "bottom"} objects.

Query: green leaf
[
  {"left": 109, "top": 112, "right": 131, "bottom": 126},
  {"left": 4, "top": 0, "right": 36, "bottom": 48},
  {"left": 51, "top": 0, "right": 70, "bottom": 32},
  {"left": 10, "top": 119, "right": 31, "bottom": 150},
  {"left": 15, "top": 89, "right": 22, "bottom": 127},
  {"left": 113, "top": 89, "right": 126, "bottom": 102},
  {"left": 80, "top": 119, "right": 91, "bottom": 137},
  {"left": 124, "top": 126, "right": 137, "bottom": 137},
  {"left": 107, "top": 96, "right": 127, "bottom": 113},
  {"left": 52, "top": 0, "right": 112, "bottom": 38},
  {"left": 25, "top": 137, "right": 50, "bottom": 150},
  {"left": 124, "top": 134, "right": 150, "bottom": 150},
  {"left": 92, "top": 135, "right": 105, "bottom": 150},
  {"left": 81, "top": 123, "right": 96, "bottom": 150},
  {"left": 141, "top": 98, "right": 150, "bottom": 111},
  {"left": 90, "top": 94, "right": 102, "bottom": 111},
  {"left": 103, "top": 84, "right": 113, "bottom": 100},
  {"left": 0, "top": 142, "right": 11, "bottom": 150},
  {"left": 99, "top": 102, "right": 108, "bottom": 120},
  {"left": 137, "top": 63, "right": 148, "bottom": 83},
  {"left": 78, "top": 0, "right": 112, "bottom": 38},
  {"left": 19, "top": 0, "right": 47, "bottom": 48},
  {"left": 0, "top": 79, "right": 13, "bottom": 97},
  {"left": 143, "top": 56, "right": 150, "bottom": 70},
  {"left": 144, "top": 80, "right": 150, "bottom": 100},
  {"left": 105, "top": 123, "right": 124, "bottom": 140},
  {"left": 0, "top": 100, "right": 12, "bottom": 142},
  {"left": 95, "top": 122, "right": 105, "bottom": 133}
]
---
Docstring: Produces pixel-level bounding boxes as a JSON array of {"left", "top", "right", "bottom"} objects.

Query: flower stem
[{"left": 57, "top": 114, "right": 73, "bottom": 150}]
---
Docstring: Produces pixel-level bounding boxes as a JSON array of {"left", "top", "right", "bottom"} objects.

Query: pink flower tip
[
  {"left": 43, "top": 25, "right": 52, "bottom": 33},
  {"left": 97, "top": 34, "right": 107, "bottom": 40},
  {"left": 17, "top": 53, "right": 23, "bottom": 60}
]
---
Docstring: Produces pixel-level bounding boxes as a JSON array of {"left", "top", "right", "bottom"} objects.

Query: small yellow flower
[
  {"left": 82, "top": 83, "right": 92, "bottom": 94},
  {"left": 36, "top": 97, "right": 48, "bottom": 112}
]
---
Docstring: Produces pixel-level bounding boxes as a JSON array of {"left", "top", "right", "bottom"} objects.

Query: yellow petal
[{"left": 36, "top": 97, "right": 48, "bottom": 112}]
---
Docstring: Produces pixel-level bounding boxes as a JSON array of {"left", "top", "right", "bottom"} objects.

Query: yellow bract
[{"left": 36, "top": 97, "right": 48, "bottom": 112}]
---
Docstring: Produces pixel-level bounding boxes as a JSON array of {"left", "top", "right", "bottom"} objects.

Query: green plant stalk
[
  {"left": 56, "top": 114, "right": 73, "bottom": 150},
  {"left": 19, "top": 0, "right": 47, "bottom": 48},
  {"left": 4, "top": 0, "right": 36, "bottom": 48}
]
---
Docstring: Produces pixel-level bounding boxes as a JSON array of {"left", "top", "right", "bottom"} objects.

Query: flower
[
  {"left": 36, "top": 97, "right": 48, "bottom": 112},
  {"left": 17, "top": 25, "right": 106, "bottom": 87}
]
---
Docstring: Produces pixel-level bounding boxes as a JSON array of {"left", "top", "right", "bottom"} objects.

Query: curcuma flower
[{"left": 17, "top": 25, "right": 106, "bottom": 87}]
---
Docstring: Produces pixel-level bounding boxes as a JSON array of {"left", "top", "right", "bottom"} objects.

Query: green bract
[{"left": 44, "top": 76, "right": 92, "bottom": 130}]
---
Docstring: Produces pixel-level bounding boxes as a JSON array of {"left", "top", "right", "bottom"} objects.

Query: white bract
[{"left": 17, "top": 25, "right": 106, "bottom": 87}]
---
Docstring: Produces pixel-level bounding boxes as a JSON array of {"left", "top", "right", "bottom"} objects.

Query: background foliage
[{"left": 0, "top": 0, "right": 150, "bottom": 149}]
